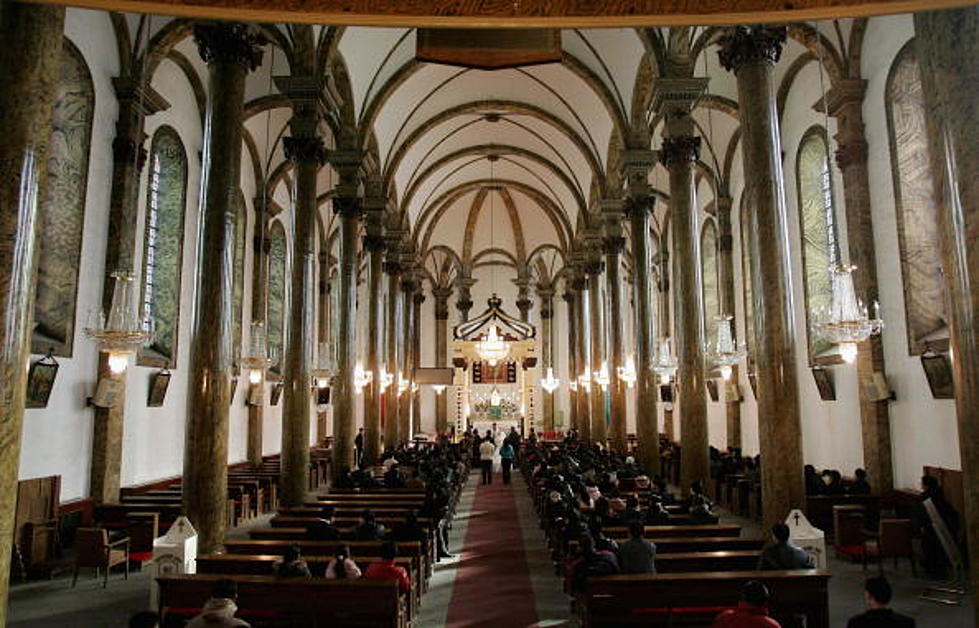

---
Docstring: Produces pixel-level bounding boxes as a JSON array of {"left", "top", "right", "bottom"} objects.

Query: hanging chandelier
[
  {"left": 475, "top": 324, "right": 510, "bottom": 366},
  {"left": 593, "top": 361, "right": 611, "bottom": 391},
  {"left": 652, "top": 337, "right": 678, "bottom": 384},
  {"left": 85, "top": 271, "right": 155, "bottom": 373},
  {"left": 353, "top": 362, "right": 372, "bottom": 393},
  {"left": 814, "top": 265, "right": 883, "bottom": 363},
  {"left": 617, "top": 355, "right": 638, "bottom": 388},
  {"left": 240, "top": 321, "right": 277, "bottom": 384},
  {"left": 708, "top": 315, "right": 747, "bottom": 380},
  {"left": 540, "top": 366, "right": 560, "bottom": 393}
]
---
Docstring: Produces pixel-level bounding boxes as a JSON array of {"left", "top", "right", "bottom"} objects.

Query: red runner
[{"left": 445, "top": 473, "right": 538, "bottom": 628}]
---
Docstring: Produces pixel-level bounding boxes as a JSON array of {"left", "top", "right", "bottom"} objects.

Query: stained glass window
[
  {"left": 268, "top": 220, "right": 287, "bottom": 371},
  {"left": 701, "top": 219, "right": 720, "bottom": 343}
]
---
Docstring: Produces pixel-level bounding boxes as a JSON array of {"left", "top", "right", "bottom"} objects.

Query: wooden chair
[
  {"left": 863, "top": 518, "right": 916, "bottom": 575},
  {"left": 72, "top": 527, "right": 130, "bottom": 587}
]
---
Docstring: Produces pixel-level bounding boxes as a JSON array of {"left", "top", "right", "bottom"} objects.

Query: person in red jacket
[
  {"left": 364, "top": 541, "right": 411, "bottom": 595},
  {"left": 712, "top": 580, "right": 781, "bottom": 628}
]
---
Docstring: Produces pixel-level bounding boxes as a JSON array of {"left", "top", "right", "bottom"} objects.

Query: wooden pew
[
  {"left": 156, "top": 573, "right": 405, "bottom": 628},
  {"left": 286, "top": 505, "right": 420, "bottom": 518},
  {"left": 580, "top": 570, "right": 830, "bottom": 628}
]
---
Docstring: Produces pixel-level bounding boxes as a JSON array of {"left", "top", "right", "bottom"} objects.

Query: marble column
[
  {"left": 331, "top": 186, "right": 362, "bottom": 478},
  {"left": 362, "top": 232, "right": 385, "bottom": 463},
  {"left": 383, "top": 256, "right": 402, "bottom": 449},
  {"left": 433, "top": 287, "right": 452, "bottom": 435},
  {"left": 184, "top": 22, "right": 263, "bottom": 553},
  {"left": 399, "top": 277, "right": 416, "bottom": 442},
  {"left": 661, "top": 134, "right": 709, "bottom": 492},
  {"left": 538, "top": 288, "right": 556, "bottom": 432},
  {"left": 247, "top": 208, "right": 269, "bottom": 466},
  {"left": 586, "top": 259, "right": 607, "bottom": 445},
  {"left": 279, "top": 132, "right": 325, "bottom": 507},
  {"left": 604, "top": 230, "right": 628, "bottom": 454},
  {"left": 914, "top": 6, "right": 979, "bottom": 609},
  {"left": 411, "top": 289, "right": 424, "bottom": 435},
  {"left": 719, "top": 25, "right": 804, "bottom": 529},
  {"left": 716, "top": 196, "right": 742, "bottom": 450},
  {"left": 819, "top": 80, "right": 893, "bottom": 492},
  {"left": 562, "top": 289, "right": 579, "bottom": 433},
  {"left": 573, "top": 276, "right": 591, "bottom": 442},
  {"left": 0, "top": 4, "right": 65, "bottom": 622},
  {"left": 626, "top": 194, "right": 661, "bottom": 477}
]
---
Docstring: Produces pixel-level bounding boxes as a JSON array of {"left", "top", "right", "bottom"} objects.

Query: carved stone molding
[
  {"left": 283, "top": 135, "right": 327, "bottom": 165},
  {"left": 193, "top": 22, "right": 265, "bottom": 71},
  {"left": 659, "top": 135, "right": 702, "bottom": 169},
  {"left": 717, "top": 25, "right": 787, "bottom": 73}
]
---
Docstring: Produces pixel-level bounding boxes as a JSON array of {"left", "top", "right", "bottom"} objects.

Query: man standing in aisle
[{"left": 480, "top": 436, "right": 496, "bottom": 485}]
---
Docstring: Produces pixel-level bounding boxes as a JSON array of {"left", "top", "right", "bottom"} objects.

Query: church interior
[{"left": 0, "top": 0, "right": 976, "bottom": 626}]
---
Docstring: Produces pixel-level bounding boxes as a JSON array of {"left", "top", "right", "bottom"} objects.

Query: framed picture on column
[
  {"left": 26, "top": 353, "right": 59, "bottom": 409},
  {"left": 811, "top": 367, "right": 835, "bottom": 401},
  {"left": 147, "top": 369, "right": 171, "bottom": 407},
  {"left": 920, "top": 351, "right": 953, "bottom": 399},
  {"left": 706, "top": 379, "right": 719, "bottom": 402},
  {"left": 270, "top": 382, "right": 284, "bottom": 406}
]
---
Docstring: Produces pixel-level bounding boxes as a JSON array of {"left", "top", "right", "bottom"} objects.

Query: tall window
[
  {"left": 267, "top": 221, "right": 287, "bottom": 371},
  {"left": 140, "top": 126, "right": 187, "bottom": 365},
  {"left": 32, "top": 40, "right": 94, "bottom": 357},
  {"left": 701, "top": 219, "right": 720, "bottom": 343},
  {"left": 886, "top": 42, "right": 946, "bottom": 355},
  {"left": 796, "top": 126, "right": 840, "bottom": 359},
  {"left": 232, "top": 192, "right": 247, "bottom": 368}
]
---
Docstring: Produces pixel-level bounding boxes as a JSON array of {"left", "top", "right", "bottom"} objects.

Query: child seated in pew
[
  {"left": 325, "top": 545, "right": 362, "bottom": 579},
  {"left": 185, "top": 579, "right": 251, "bottom": 628},
  {"left": 273, "top": 544, "right": 311, "bottom": 578}
]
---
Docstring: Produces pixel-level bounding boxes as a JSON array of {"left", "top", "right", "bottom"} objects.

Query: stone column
[
  {"left": 625, "top": 193, "right": 661, "bottom": 476},
  {"left": 562, "top": 289, "right": 579, "bottom": 433},
  {"left": 604, "top": 227, "right": 628, "bottom": 454},
  {"left": 279, "top": 130, "right": 325, "bottom": 507},
  {"left": 662, "top": 134, "right": 709, "bottom": 491},
  {"left": 818, "top": 80, "right": 893, "bottom": 492},
  {"left": 362, "top": 232, "right": 385, "bottom": 463},
  {"left": 573, "top": 275, "right": 592, "bottom": 443},
  {"left": 399, "top": 277, "right": 416, "bottom": 442},
  {"left": 433, "top": 287, "right": 452, "bottom": 435},
  {"left": 538, "top": 288, "right": 556, "bottom": 432},
  {"left": 184, "top": 22, "right": 263, "bottom": 553},
  {"left": 719, "top": 25, "right": 804, "bottom": 529},
  {"left": 411, "top": 289, "right": 424, "bottom": 435},
  {"left": 455, "top": 276, "right": 475, "bottom": 321},
  {"left": 383, "top": 256, "right": 402, "bottom": 449},
  {"left": 914, "top": 6, "right": 979, "bottom": 609},
  {"left": 716, "top": 196, "right": 742, "bottom": 450},
  {"left": 515, "top": 276, "right": 533, "bottom": 322},
  {"left": 586, "top": 258, "right": 607, "bottom": 445},
  {"left": 330, "top": 168, "right": 363, "bottom": 478},
  {"left": 0, "top": 4, "right": 65, "bottom": 621},
  {"left": 247, "top": 207, "right": 269, "bottom": 466}
]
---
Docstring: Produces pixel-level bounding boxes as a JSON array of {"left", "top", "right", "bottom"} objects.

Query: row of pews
[
  {"left": 156, "top": 464, "right": 469, "bottom": 627},
  {"left": 524, "top": 457, "right": 831, "bottom": 627}
]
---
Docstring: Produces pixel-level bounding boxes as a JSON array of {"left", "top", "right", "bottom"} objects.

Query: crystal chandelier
[
  {"left": 240, "top": 320, "right": 277, "bottom": 384},
  {"left": 475, "top": 324, "right": 510, "bottom": 366},
  {"left": 617, "top": 355, "right": 637, "bottom": 388},
  {"left": 540, "top": 366, "right": 560, "bottom": 393},
  {"left": 85, "top": 272, "right": 155, "bottom": 373},
  {"left": 652, "top": 337, "right": 678, "bottom": 384},
  {"left": 813, "top": 265, "right": 883, "bottom": 364},
  {"left": 593, "top": 361, "right": 611, "bottom": 391},
  {"left": 353, "top": 362, "right": 372, "bottom": 393},
  {"left": 313, "top": 341, "right": 334, "bottom": 389},
  {"left": 708, "top": 315, "right": 747, "bottom": 380}
]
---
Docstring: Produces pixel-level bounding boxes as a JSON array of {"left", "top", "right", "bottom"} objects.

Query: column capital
[
  {"left": 413, "top": 291, "right": 426, "bottom": 306},
  {"left": 561, "top": 290, "right": 575, "bottom": 304},
  {"left": 603, "top": 236, "right": 626, "bottom": 255},
  {"left": 283, "top": 135, "right": 327, "bottom": 165},
  {"left": 193, "top": 22, "right": 265, "bottom": 71},
  {"left": 651, "top": 77, "right": 709, "bottom": 117},
  {"left": 382, "top": 259, "right": 402, "bottom": 275},
  {"left": 332, "top": 194, "right": 363, "bottom": 219},
  {"left": 659, "top": 135, "right": 701, "bottom": 169},
  {"left": 363, "top": 234, "right": 387, "bottom": 253},
  {"left": 717, "top": 25, "right": 787, "bottom": 73},
  {"left": 624, "top": 193, "right": 656, "bottom": 218}
]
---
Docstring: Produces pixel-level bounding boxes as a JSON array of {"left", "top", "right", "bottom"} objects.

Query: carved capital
[
  {"left": 624, "top": 194, "right": 655, "bottom": 218},
  {"left": 363, "top": 234, "right": 387, "bottom": 253},
  {"left": 659, "top": 135, "right": 701, "bottom": 169},
  {"left": 603, "top": 236, "right": 626, "bottom": 255},
  {"left": 413, "top": 292, "right": 426, "bottom": 306},
  {"left": 332, "top": 195, "right": 363, "bottom": 219},
  {"left": 382, "top": 260, "right": 402, "bottom": 276},
  {"left": 193, "top": 22, "right": 265, "bottom": 71},
  {"left": 516, "top": 297, "right": 534, "bottom": 313},
  {"left": 112, "top": 136, "right": 148, "bottom": 171},
  {"left": 455, "top": 297, "right": 473, "bottom": 313},
  {"left": 835, "top": 139, "right": 868, "bottom": 170},
  {"left": 283, "top": 135, "right": 327, "bottom": 165},
  {"left": 717, "top": 25, "right": 787, "bottom": 73},
  {"left": 561, "top": 291, "right": 575, "bottom": 304},
  {"left": 583, "top": 259, "right": 604, "bottom": 276}
]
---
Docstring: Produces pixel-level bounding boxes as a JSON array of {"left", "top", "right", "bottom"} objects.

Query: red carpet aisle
[{"left": 445, "top": 473, "right": 538, "bottom": 628}]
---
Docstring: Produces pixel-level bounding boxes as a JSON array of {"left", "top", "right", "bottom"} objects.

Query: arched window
[
  {"left": 32, "top": 40, "right": 94, "bottom": 357},
  {"left": 267, "top": 220, "right": 287, "bottom": 371},
  {"left": 701, "top": 218, "right": 720, "bottom": 344},
  {"left": 139, "top": 125, "right": 187, "bottom": 365},
  {"left": 739, "top": 195, "right": 754, "bottom": 356},
  {"left": 885, "top": 41, "right": 946, "bottom": 355},
  {"left": 232, "top": 192, "right": 247, "bottom": 369},
  {"left": 796, "top": 126, "right": 840, "bottom": 360}
]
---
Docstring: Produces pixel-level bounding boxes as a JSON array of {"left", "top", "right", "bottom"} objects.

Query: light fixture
[
  {"left": 353, "top": 362, "right": 372, "bottom": 393},
  {"left": 540, "top": 366, "right": 560, "bottom": 393},
  {"left": 85, "top": 271, "right": 154, "bottom": 373},
  {"left": 379, "top": 368, "right": 393, "bottom": 391},
  {"left": 490, "top": 386, "right": 501, "bottom": 406},
  {"left": 617, "top": 355, "right": 637, "bottom": 388},
  {"left": 475, "top": 324, "right": 510, "bottom": 366},
  {"left": 568, "top": 379, "right": 578, "bottom": 392},
  {"left": 813, "top": 265, "right": 883, "bottom": 364},
  {"left": 708, "top": 315, "right": 746, "bottom": 381},
  {"left": 397, "top": 371, "right": 409, "bottom": 396},
  {"left": 652, "top": 337, "right": 678, "bottom": 384},
  {"left": 240, "top": 321, "right": 276, "bottom": 385},
  {"left": 594, "top": 361, "right": 611, "bottom": 391},
  {"left": 578, "top": 371, "right": 592, "bottom": 391},
  {"left": 433, "top": 384, "right": 446, "bottom": 394}
]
